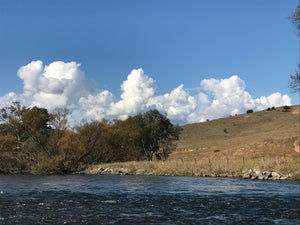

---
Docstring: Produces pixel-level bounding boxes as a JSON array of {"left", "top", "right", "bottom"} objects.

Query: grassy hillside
[
  {"left": 171, "top": 105, "right": 300, "bottom": 161},
  {"left": 85, "top": 106, "right": 300, "bottom": 179}
]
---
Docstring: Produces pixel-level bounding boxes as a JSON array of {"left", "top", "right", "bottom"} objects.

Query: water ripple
[{"left": 0, "top": 175, "right": 299, "bottom": 224}]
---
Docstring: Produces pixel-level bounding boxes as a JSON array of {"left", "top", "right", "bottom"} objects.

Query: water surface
[{"left": 0, "top": 175, "right": 299, "bottom": 224}]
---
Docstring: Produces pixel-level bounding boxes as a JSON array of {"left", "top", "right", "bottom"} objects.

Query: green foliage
[
  {"left": 22, "top": 106, "right": 52, "bottom": 158},
  {"left": 246, "top": 109, "right": 253, "bottom": 114},
  {"left": 132, "top": 109, "right": 181, "bottom": 161}
]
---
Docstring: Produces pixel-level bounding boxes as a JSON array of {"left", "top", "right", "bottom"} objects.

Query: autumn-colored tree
[
  {"left": 0, "top": 103, "right": 180, "bottom": 174},
  {"left": 0, "top": 102, "right": 31, "bottom": 172},
  {"left": 47, "top": 108, "right": 71, "bottom": 156},
  {"left": 75, "top": 118, "right": 143, "bottom": 165},
  {"left": 76, "top": 119, "right": 111, "bottom": 164},
  {"left": 0, "top": 102, "right": 28, "bottom": 152},
  {"left": 109, "top": 118, "right": 143, "bottom": 162},
  {"left": 37, "top": 108, "right": 81, "bottom": 173},
  {"left": 39, "top": 130, "right": 83, "bottom": 174}
]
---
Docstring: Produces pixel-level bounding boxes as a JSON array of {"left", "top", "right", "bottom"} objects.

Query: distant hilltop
[{"left": 171, "top": 105, "right": 300, "bottom": 162}]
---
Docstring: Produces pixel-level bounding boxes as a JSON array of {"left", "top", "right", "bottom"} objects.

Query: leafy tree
[
  {"left": 158, "top": 120, "right": 181, "bottom": 160},
  {"left": 132, "top": 109, "right": 181, "bottom": 161},
  {"left": 22, "top": 106, "right": 52, "bottom": 158},
  {"left": 110, "top": 118, "right": 143, "bottom": 161}
]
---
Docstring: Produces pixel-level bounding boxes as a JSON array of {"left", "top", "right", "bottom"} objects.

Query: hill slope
[
  {"left": 84, "top": 106, "right": 299, "bottom": 179},
  {"left": 171, "top": 105, "right": 300, "bottom": 161}
]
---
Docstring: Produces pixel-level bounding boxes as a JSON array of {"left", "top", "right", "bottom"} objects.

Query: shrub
[
  {"left": 267, "top": 106, "right": 276, "bottom": 111},
  {"left": 246, "top": 109, "right": 253, "bottom": 114},
  {"left": 283, "top": 106, "right": 291, "bottom": 112}
]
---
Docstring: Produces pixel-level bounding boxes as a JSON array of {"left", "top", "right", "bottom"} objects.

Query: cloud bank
[{"left": 0, "top": 60, "right": 292, "bottom": 124}]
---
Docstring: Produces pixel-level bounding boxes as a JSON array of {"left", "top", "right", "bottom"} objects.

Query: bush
[
  {"left": 246, "top": 109, "right": 253, "bottom": 114},
  {"left": 283, "top": 106, "right": 291, "bottom": 112}
]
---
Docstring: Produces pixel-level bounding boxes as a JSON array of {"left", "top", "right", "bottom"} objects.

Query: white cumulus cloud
[
  {"left": 0, "top": 61, "right": 292, "bottom": 125},
  {"left": 110, "top": 68, "right": 156, "bottom": 116},
  {"left": 79, "top": 72, "right": 291, "bottom": 124},
  {"left": 147, "top": 85, "right": 198, "bottom": 123},
  {"left": 254, "top": 92, "right": 292, "bottom": 110},
  {"left": 79, "top": 68, "right": 156, "bottom": 120},
  {"left": 195, "top": 76, "right": 292, "bottom": 122},
  {"left": 0, "top": 92, "right": 23, "bottom": 109},
  {"left": 78, "top": 90, "right": 115, "bottom": 120},
  {"left": 17, "top": 60, "right": 92, "bottom": 109}
]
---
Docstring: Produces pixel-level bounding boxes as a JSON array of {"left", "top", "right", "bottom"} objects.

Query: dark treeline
[{"left": 0, "top": 102, "right": 181, "bottom": 174}]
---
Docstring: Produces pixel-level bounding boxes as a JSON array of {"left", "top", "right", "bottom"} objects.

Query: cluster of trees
[{"left": 0, "top": 102, "right": 181, "bottom": 174}]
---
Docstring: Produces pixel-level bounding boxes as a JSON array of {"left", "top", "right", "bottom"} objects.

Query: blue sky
[{"left": 0, "top": 0, "right": 298, "bottom": 124}]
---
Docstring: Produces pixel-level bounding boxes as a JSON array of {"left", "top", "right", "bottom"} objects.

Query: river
[{"left": 0, "top": 175, "right": 299, "bottom": 224}]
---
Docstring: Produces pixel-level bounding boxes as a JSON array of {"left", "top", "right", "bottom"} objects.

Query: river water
[{"left": 0, "top": 175, "right": 299, "bottom": 224}]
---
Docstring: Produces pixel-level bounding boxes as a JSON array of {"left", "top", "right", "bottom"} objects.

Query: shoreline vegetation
[
  {"left": 81, "top": 157, "right": 300, "bottom": 181},
  {"left": 0, "top": 103, "right": 299, "bottom": 181}
]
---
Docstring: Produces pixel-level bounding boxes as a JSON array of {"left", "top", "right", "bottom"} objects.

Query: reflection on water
[{"left": 0, "top": 175, "right": 299, "bottom": 224}]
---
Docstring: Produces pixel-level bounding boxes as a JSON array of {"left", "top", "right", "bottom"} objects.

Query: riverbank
[{"left": 82, "top": 157, "right": 300, "bottom": 181}]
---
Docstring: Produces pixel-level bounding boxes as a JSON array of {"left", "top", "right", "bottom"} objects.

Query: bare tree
[
  {"left": 289, "top": 4, "right": 300, "bottom": 36},
  {"left": 289, "top": 64, "right": 300, "bottom": 93},
  {"left": 288, "top": 5, "right": 300, "bottom": 93}
]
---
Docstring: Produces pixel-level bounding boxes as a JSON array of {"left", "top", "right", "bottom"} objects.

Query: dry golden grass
[
  {"left": 86, "top": 106, "right": 300, "bottom": 180},
  {"left": 171, "top": 105, "right": 300, "bottom": 161},
  {"left": 85, "top": 156, "right": 300, "bottom": 180}
]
